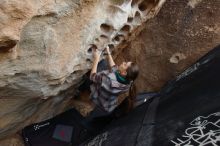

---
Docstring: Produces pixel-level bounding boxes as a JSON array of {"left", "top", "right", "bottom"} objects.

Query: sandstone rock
[
  {"left": 0, "top": 96, "right": 66, "bottom": 139},
  {"left": 0, "top": 0, "right": 164, "bottom": 99},
  {"left": 169, "top": 53, "right": 186, "bottom": 64},
  {"left": 0, "top": 134, "right": 24, "bottom": 146}
]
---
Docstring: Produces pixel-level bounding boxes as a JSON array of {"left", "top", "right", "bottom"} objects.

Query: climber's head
[{"left": 118, "top": 61, "right": 139, "bottom": 82}]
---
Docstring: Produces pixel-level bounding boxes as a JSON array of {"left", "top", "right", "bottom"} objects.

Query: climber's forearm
[
  {"left": 107, "top": 53, "right": 115, "bottom": 67},
  {"left": 91, "top": 56, "right": 100, "bottom": 75}
]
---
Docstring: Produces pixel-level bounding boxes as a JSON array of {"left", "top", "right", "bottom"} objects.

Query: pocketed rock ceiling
[{"left": 0, "top": 0, "right": 165, "bottom": 99}]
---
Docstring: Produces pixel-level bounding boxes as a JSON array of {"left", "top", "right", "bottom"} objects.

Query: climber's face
[{"left": 118, "top": 61, "right": 132, "bottom": 77}]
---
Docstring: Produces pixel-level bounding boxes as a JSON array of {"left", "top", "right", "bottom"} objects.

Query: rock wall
[
  {"left": 116, "top": 0, "right": 220, "bottom": 92},
  {"left": 0, "top": 0, "right": 165, "bottom": 99}
]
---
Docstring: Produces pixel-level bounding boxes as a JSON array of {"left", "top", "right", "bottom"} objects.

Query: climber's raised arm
[
  {"left": 90, "top": 49, "right": 102, "bottom": 82},
  {"left": 105, "top": 46, "right": 115, "bottom": 68}
]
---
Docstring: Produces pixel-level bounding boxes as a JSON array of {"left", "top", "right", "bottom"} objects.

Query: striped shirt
[{"left": 90, "top": 65, "right": 131, "bottom": 113}]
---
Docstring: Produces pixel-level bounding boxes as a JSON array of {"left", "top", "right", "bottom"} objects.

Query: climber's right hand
[
  {"left": 93, "top": 48, "right": 102, "bottom": 60},
  {"left": 105, "top": 46, "right": 111, "bottom": 55}
]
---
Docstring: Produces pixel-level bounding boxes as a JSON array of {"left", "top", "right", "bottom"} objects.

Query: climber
[{"left": 86, "top": 46, "right": 139, "bottom": 121}]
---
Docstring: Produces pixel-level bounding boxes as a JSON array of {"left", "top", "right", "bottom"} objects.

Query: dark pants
[{"left": 83, "top": 108, "right": 113, "bottom": 135}]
